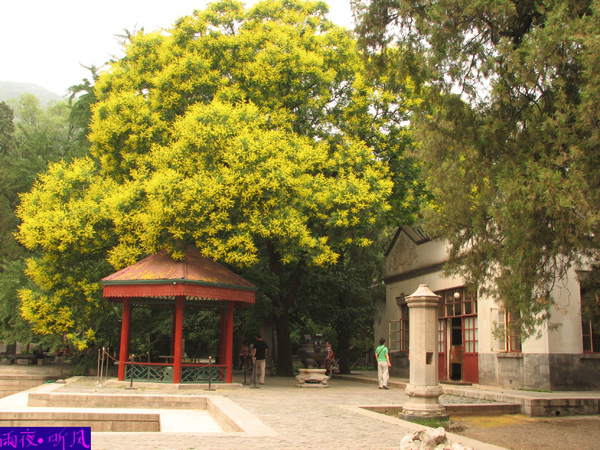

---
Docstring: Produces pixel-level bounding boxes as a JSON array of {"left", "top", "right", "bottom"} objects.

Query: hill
[{"left": 0, "top": 81, "right": 63, "bottom": 105}]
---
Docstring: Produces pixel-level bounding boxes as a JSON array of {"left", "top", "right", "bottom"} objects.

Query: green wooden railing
[{"left": 124, "top": 363, "right": 226, "bottom": 383}]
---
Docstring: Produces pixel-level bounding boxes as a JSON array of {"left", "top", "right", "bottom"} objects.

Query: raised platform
[
  {"left": 441, "top": 384, "right": 600, "bottom": 416},
  {"left": 334, "top": 372, "right": 600, "bottom": 417},
  {"left": 362, "top": 403, "right": 522, "bottom": 417},
  {"left": 0, "top": 380, "right": 273, "bottom": 434},
  {"left": 103, "top": 378, "right": 244, "bottom": 390}
]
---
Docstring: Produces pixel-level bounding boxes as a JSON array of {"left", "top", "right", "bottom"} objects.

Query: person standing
[
  {"left": 239, "top": 341, "right": 250, "bottom": 371},
  {"left": 324, "top": 341, "right": 335, "bottom": 376},
  {"left": 252, "top": 333, "right": 268, "bottom": 385},
  {"left": 375, "top": 337, "right": 391, "bottom": 389}
]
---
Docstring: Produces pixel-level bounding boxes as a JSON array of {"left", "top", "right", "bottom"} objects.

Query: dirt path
[{"left": 448, "top": 414, "right": 600, "bottom": 450}]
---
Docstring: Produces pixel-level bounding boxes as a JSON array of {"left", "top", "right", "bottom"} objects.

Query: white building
[{"left": 376, "top": 226, "right": 600, "bottom": 390}]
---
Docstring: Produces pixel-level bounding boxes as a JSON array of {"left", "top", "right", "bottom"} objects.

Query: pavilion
[{"left": 102, "top": 248, "right": 256, "bottom": 384}]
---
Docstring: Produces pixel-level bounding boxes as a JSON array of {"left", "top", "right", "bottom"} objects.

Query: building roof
[
  {"left": 384, "top": 225, "right": 430, "bottom": 257},
  {"left": 102, "top": 248, "right": 256, "bottom": 305}
]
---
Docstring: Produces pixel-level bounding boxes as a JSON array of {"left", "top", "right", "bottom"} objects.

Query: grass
[
  {"left": 518, "top": 388, "right": 552, "bottom": 393},
  {"left": 410, "top": 416, "right": 451, "bottom": 428},
  {"left": 351, "top": 366, "right": 376, "bottom": 371}
]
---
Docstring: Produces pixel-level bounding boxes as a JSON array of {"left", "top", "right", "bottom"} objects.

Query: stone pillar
[{"left": 399, "top": 284, "right": 448, "bottom": 421}]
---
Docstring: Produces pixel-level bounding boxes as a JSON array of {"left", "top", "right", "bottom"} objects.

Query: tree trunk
[
  {"left": 265, "top": 245, "right": 304, "bottom": 378},
  {"left": 274, "top": 308, "right": 294, "bottom": 376},
  {"left": 336, "top": 324, "right": 352, "bottom": 374}
]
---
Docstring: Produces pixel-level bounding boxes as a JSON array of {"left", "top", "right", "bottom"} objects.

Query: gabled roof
[
  {"left": 384, "top": 225, "right": 430, "bottom": 257},
  {"left": 102, "top": 248, "right": 256, "bottom": 304}
]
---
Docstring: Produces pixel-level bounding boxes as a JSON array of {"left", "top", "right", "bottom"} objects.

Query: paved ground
[
  {"left": 2, "top": 370, "right": 599, "bottom": 450},
  {"left": 34, "top": 373, "right": 508, "bottom": 450}
]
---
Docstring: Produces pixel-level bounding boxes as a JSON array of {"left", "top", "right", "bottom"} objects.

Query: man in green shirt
[{"left": 375, "top": 337, "right": 391, "bottom": 389}]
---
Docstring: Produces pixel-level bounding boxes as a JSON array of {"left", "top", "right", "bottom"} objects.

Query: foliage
[
  {"left": 0, "top": 102, "right": 15, "bottom": 156},
  {"left": 355, "top": 0, "right": 600, "bottom": 337},
  {"left": 67, "top": 65, "right": 100, "bottom": 152},
  {"left": 295, "top": 227, "right": 390, "bottom": 373},
  {"left": 0, "top": 92, "right": 95, "bottom": 349},
  {"left": 16, "top": 0, "right": 422, "bottom": 371}
]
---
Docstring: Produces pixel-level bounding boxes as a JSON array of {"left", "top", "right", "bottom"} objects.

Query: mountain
[{"left": 0, "top": 81, "right": 63, "bottom": 105}]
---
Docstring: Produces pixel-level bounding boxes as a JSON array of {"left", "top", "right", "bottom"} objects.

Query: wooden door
[{"left": 462, "top": 316, "right": 479, "bottom": 383}]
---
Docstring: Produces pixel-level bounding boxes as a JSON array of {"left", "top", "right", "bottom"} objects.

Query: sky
[{"left": 0, "top": 0, "right": 355, "bottom": 97}]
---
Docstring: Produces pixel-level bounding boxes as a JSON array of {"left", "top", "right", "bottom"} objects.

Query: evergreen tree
[{"left": 355, "top": 0, "right": 600, "bottom": 335}]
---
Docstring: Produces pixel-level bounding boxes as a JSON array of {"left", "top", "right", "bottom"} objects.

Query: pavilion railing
[{"left": 124, "top": 362, "right": 227, "bottom": 383}]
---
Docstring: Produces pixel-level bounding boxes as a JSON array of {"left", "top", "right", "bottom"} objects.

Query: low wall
[
  {"left": 478, "top": 352, "right": 600, "bottom": 391},
  {"left": 548, "top": 354, "right": 600, "bottom": 391},
  {"left": 26, "top": 392, "right": 251, "bottom": 433},
  {"left": 28, "top": 392, "right": 208, "bottom": 410},
  {"left": 0, "top": 375, "right": 58, "bottom": 399},
  {"left": 478, "top": 353, "right": 551, "bottom": 391},
  {"left": 389, "top": 352, "right": 409, "bottom": 379},
  {"left": 0, "top": 411, "right": 160, "bottom": 432}
]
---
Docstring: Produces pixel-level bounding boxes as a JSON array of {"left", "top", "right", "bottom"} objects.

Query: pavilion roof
[{"left": 102, "top": 248, "right": 256, "bottom": 304}]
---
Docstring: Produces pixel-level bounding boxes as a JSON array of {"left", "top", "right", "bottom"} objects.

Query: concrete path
[
  {"left": 2, "top": 366, "right": 598, "bottom": 449},
  {"left": 6, "top": 370, "right": 600, "bottom": 450},
  {"left": 0, "top": 373, "right": 512, "bottom": 450}
]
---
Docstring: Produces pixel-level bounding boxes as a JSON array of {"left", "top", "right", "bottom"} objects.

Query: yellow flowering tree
[{"left": 17, "top": 0, "right": 420, "bottom": 372}]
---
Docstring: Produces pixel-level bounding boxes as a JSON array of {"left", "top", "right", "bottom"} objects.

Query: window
[
  {"left": 582, "top": 320, "right": 600, "bottom": 353},
  {"left": 464, "top": 316, "right": 479, "bottom": 353},
  {"left": 437, "top": 319, "right": 446, "bottom": 353},
  {"left": 491, "top": 309, "right": 521, "bottom": 352},
  {"left": 389, "top": 302, "right": 409, "bottom": 352},
  {"left": 580, "top": 283, "right": 600, "bottom": 353},
  {"left": 440, "top": 288, "right": 477, "bottom": 318}
]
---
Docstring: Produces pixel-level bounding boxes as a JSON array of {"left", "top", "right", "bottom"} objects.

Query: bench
[{"left": 14, "top": 354, "right": 36, "bottom": 365}]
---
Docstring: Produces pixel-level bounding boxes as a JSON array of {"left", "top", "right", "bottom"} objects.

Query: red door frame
[
  {"left": 438, "top": 319, "right": 447, "bottom": 381},
  {"left": 438, "top": 315, "right": 479, "bottom": 383}
]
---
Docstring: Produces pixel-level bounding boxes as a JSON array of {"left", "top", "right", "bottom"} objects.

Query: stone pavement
[
  {"left": 2, "top": 368, "right": 599, "bottom": 449},
  {"left": 4, "top": 368, "right": 600, "bottom": 450},
  {"left": 0, "top": 372, "right": 512, "bottom": 450}
]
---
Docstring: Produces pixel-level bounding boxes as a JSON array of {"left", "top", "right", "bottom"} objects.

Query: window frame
[
  {"left": 580, "top": 282, "right": 600, "bottom": 354},
  {"left": 463, "top": 316, "right": 479, "bottom": 354},
  {"left": 491, "top": 309, "right": 522, "bottom": 353},
  {"left": 582, "top": 319, "right": 600, "bottom": 353},
  {"left": 389, "top": 301, "right": 409, "bottom": 352},
  {"left": 439, "top": 288, "right": 477, "bottom": 319}
]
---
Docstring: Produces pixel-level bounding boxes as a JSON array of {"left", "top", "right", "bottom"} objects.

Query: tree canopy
[
  {"left": 16, "top": 0, "right": 421, "bottom": 371},
  {"left": 0, "top": 94, "right": 91, "bottom": 347},
  {"left": 355, "top": 0, "right": 600, "bottom": 335}
]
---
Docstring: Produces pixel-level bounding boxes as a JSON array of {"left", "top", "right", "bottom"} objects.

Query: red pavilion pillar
[
  {"left": 218, "top": 308, "right": 227, "bottom": 364},
  {"left": 173, "top": 295, "right": 184, "bottom": 383},
  {"left": 225, "top": 302, "right": 234, "bottom": 383},
  {"left": 118, "top": 298, "right": 132, "bottom": 381},
  {"left": 171, "top": 306, "right": 177, "bottom": 359}
]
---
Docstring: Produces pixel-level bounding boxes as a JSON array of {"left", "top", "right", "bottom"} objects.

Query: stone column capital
[{"left": 405, "top": 284, "right": 441, "bottom": 308}]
